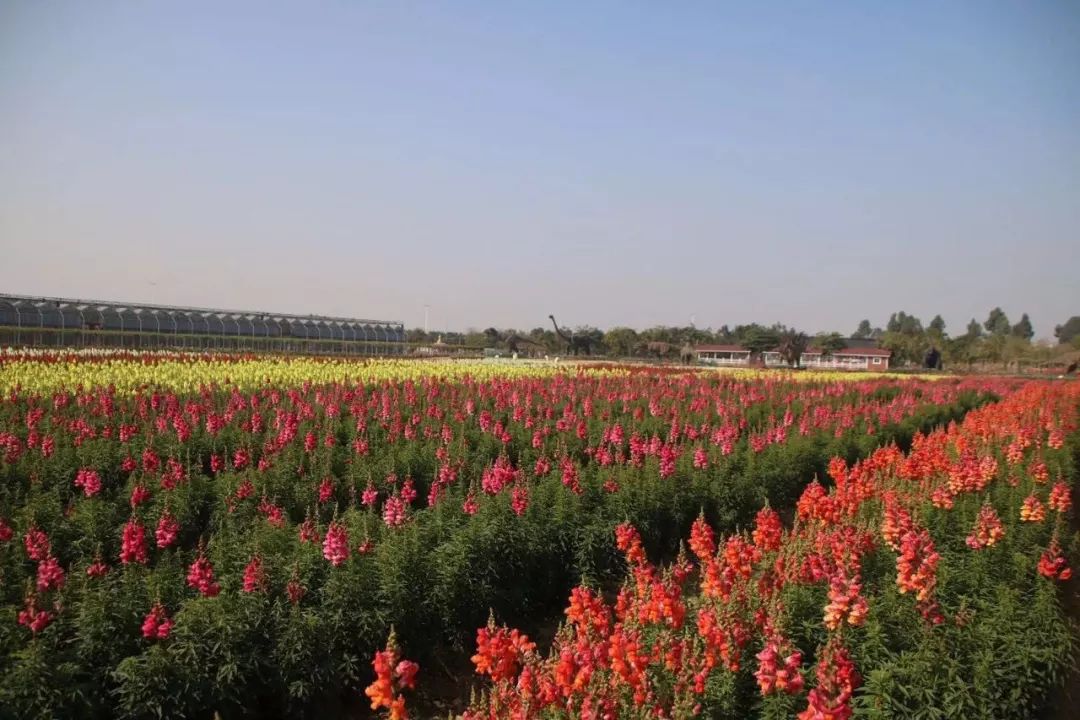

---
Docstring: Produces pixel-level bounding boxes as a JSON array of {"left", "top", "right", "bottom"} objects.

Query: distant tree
[
  {"left": 528, "top": 327, "right": 558, "bottom": 353},
  {"left": 714, "top": 325, "right": 733, "bottom": 343},
  {"left": 853, "top": 320, "right": 873, "bottom": 339},
  {"left": 887, "top": 311, "right": 923, "bottom": 335},
  {"left": 574, "top": 326, "right": 605, "bottom": 353},
  {"left": 870, "top": 327, "right": 884, "bottom": 340},
  {"left": 984, "top": 307, "right": 1011, "bottom": 336},
  {"left": 965, "top": 318, "right": 983, "bottom": 339},
  {"left": 742, "top": 326, "right": 780, "bottom": 359},
  {"left": 981, "top": 333, "right": 1007, "bottom": 365},
  {"left": 776, "top": 329, "right": 809, "bottom": 367},
  {"left": 1011, "top": 313, "right": 1034, "bottom": 341},
  {"left": 604, "top": 327, "right": 639, "bottom": 357},
  {"left": 1003, "top": 335, "right": 1033, "bottom": 371},
  {"left": 1054, "top": 316, "right": 1080, "bottom": 345},
  {"left": 816, "top": 332, "right": 848, "bottom": 357},
  {"left": 929, "top": 315, "right": 946, "bottom": 336}
]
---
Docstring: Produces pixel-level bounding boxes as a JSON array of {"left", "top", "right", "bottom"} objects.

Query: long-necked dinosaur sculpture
[{"left": 548, "top": 315, "right": 593, "bottom": 356}]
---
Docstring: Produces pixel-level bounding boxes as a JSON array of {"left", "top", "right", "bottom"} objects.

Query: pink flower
[
  {"left": 323, "top": 521, "right": 350, "bottom": 566},
  {"left": 242, "top": 555, "right": 267, "bottom": 593},
  {"left": 24, "top": 526, "right": 50, "bottom": 562},
  {"left": 74, "top": 468, "right": 103, "bottom": 497},
  {"left": 120, "top": 517, "right": 148, "bottom": 565},
  {"left": 187, "top": 555, "right": 221, "bottom": 597},
  {"left": 142, "top": 603, "right": 173, "bottom": 640},
  {"left": 155, "top": 510, "right": 180, "bottom": 548},
  {"left": 36, "top": 555, "right": 66, "bottom": 592}
]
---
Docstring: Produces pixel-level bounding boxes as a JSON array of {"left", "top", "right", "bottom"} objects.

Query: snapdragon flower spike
[
  {"left": 17, "top": 593, "right": 55, "bottom": 635},
  {"left": 24, "top": 525, "right": 50, "bottom": 562},
  {"left": 74, "top": 468, "right": 103, "bottom": 497},
  {"left": 1049, "top": 482, "right": 1071, "bottom": 514},
  {"left": 86, "top": 558, "right": 109, "bottom": 578},
  {"left": 119, "top": 516, "right": 148, "bottom": 565},
  {"left": 141, "top": 603, "right": 173, "bottom": 640},
  {"left": 1020, "top": 494, "right": 1046, "bottom": 523},
  {"left": 752, "top": 506, "right": 783, "bottom": 552},
  {"left": 129, "top": 484, "right": 151, "bottom": 508},
  {"left": 365, "top": 630, "right": 418, "bottom": 719},
  {"left": 755, "top": 636, "right": 805, "bottom": 697},
  {"left": 798, "top": 638, "right": 860, "bottom": 720},
  {"left": 36, "top": 555, "right": 66, "bottom": 592},
  {"left": 688, "top": 514, "right": 715, "bottom": 561},
  {"left": 471, "top": 615, "right": 536, "bottom": 682},
  {"left": 823, "top": 571, "right": 868, "bottom": 630},
  {"left": 895, "top": 527, "right": 944, "bottom": 624},
  {"left": 965, "top": 503, "right": 1005, "bottom": 549},
  {"left": 242, "top": 555, "right": 268, "bottom": 593},
  {"left": 155, "top": 510, "right": 180, "bottom": 548},
  {"left": 1038, "top": 538, "right": 1073, "bottom": 581},
  {"left": 382, "top": 495, "right": 408, "bottom": 528},
  {"left": 322, "top": 521, "right": 350, "bottom": 566},
  {"left": 186, "top": 555, "right": 221, "bottom": 597},
  {"left": 286, "top": 567, "right": 306, "bottom": 604}
]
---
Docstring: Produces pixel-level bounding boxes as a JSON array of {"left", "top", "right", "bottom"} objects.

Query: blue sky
[{"left": 1, "top": 1, "right": 1077, "bottom": 337}]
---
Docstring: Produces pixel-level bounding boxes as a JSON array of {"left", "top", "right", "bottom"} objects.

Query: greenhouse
[{"left": 0, "top": 293, "right": 405, "bottom": 355}]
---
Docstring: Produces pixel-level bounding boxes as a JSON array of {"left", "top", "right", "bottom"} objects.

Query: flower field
[{"left": 0, "top": 352, "right": 1074, "bottom": 719}]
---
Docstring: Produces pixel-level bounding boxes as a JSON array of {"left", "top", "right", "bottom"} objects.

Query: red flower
[
  {"left": 155, "top": 510, "right": 180, "bottom": 548},
  {"left": 141, "top": 603, "right": 173, "bottom": 640},
  {"left": 74, "top": 468, "right": 103, "bottom": 497},
  {"left": 966, "top": 503, "right": 1005, "bottom": 549},
  {"left": 36, "top": 554, "right": 66, "bottom": 592},
  {"left": 120, "top": 517, "right": 148, "bottom": 565},
  {"left": 1038, "top": 537, "right": 1072, "bottom": 581},
  {"left": 24, "top": 525, "right": 50, "bottom": 562},
  {"left": 365, "top": 631, "right": 418, "bottom": 719},
  {"left": 798, "top": 638, "right": 860, "bottom": 720},
  {"left": 1020, "top": 495, "right": 1046, "bottom": 523},
  {"left": 17, "top": 593, "right": 55, "bottom": 635},
  {"left": 187, "top": 555, "right": 221, "bottom": 597},
  {"left": 323, "top": 521, "right": 350, "bottom": 565},
  {"left": 242, "top": 555, "right": 268, "bottom": 593}
]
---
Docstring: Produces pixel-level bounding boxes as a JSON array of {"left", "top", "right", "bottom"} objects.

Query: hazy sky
[{"left": 1, "top": 2, "right": 1077, "bottom": 337}]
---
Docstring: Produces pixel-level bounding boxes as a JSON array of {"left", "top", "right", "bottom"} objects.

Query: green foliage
[
  {"left": 1054, "top": 316, "right": 1080, "bottom": 346},
  {"left": 985, "top": 307, "right": 1012, "bottom": 337},
  {"left": 1011, "top": 313, "right": 1034, "bottom": 341}
]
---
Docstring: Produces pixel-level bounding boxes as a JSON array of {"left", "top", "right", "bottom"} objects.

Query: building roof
[
  {"left": 807, "top": 346, "right": 892, "bottom": 357},
  {"left": 694, "top": 343, "right": 891, "bottom": 358},
  {"left": 694, "top": 344, "right": 752, "bottom": 353}
]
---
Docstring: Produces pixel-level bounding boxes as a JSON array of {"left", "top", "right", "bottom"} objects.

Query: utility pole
[{"left": 424, "top": 305, "right": 430, "bottom": 334}]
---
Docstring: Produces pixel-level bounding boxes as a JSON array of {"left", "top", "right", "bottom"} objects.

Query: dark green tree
[
  {"left": 604, "top": 327, "right": 639, "bottom": 357},
  {"left": 965, "top": 318, "right": 983, "bottom": 339},
  {"left": 929, "top": 315, "right": 946, "bottom": 336},
  {"left": 853, "top": 320, "right": 873, "bottom": 339},
  {"left": 887, "top": 311, "right": 923, "bottom": 335},
  {"left": 742, "top": 326, "right": 780, "bottom": 358},
  {"left": 1011, "top": 313, "right": 1034, "bottom": 341},
  {"left": 984, "top": 307, "right": 1011, "bottom": 336},
  {"left": 1053, "top": 317, "right": 1080, "bottom": 345}
]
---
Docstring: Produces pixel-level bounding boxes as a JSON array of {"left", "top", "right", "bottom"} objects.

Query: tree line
[{"left": 406, "top": 310, "right": 1079, "bottom": 370}]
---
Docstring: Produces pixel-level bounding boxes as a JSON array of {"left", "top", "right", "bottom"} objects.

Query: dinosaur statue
[
  {"left": 680, "top": 341, "right": 696, "bottom": 365},
  {"left": 639, "top": 341, "right": 674, "bottom": 360},
  {"left": 484, "top": 328, "right": 543, "bottom": 357},
  {"left": 549, "top": 315, "right": 593, "bottom": 356}
]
